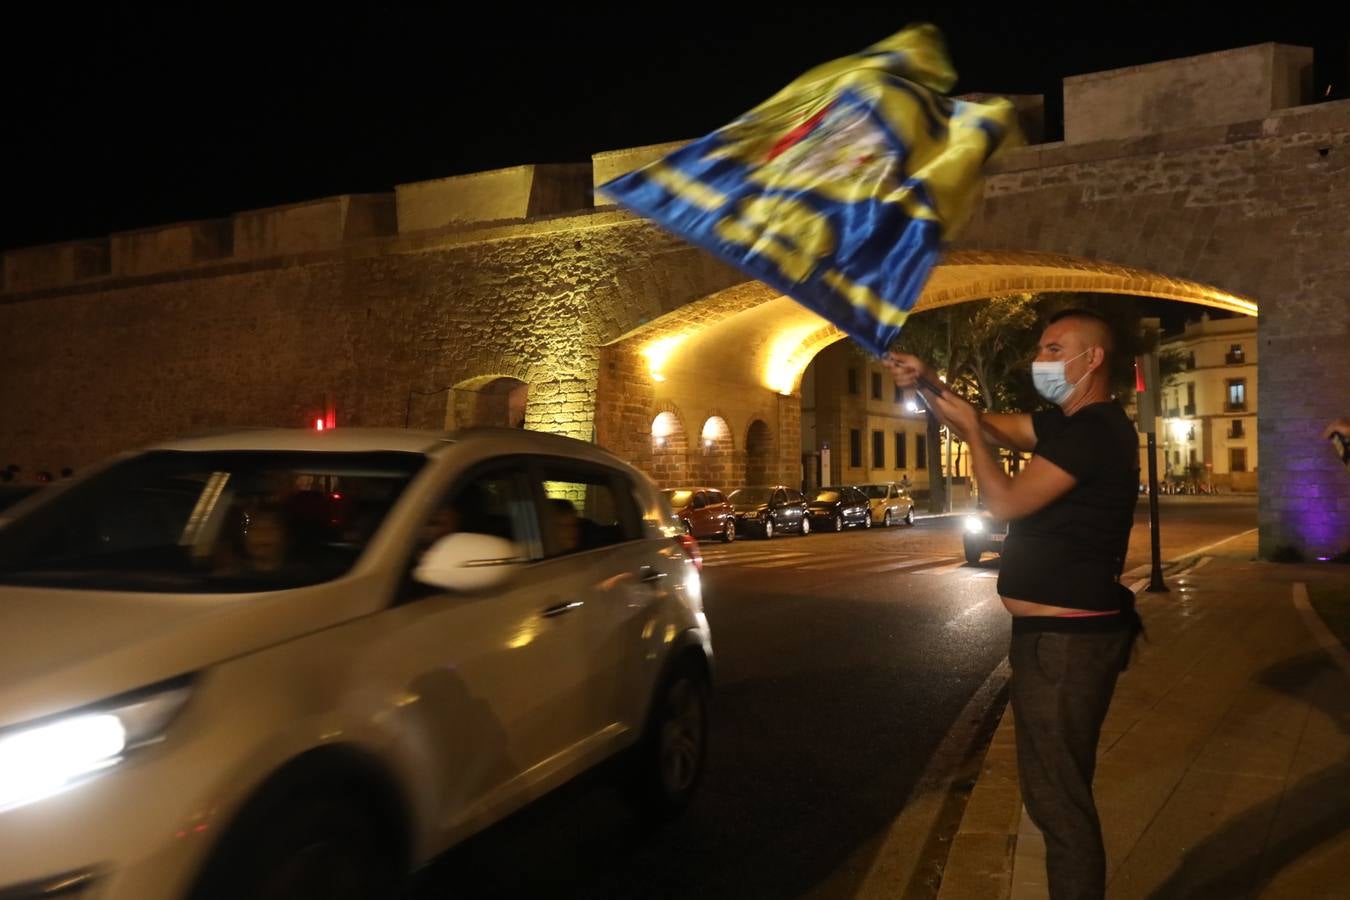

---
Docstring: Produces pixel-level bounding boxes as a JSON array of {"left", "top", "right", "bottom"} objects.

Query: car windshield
[
  {"left": 813, "top": 490, "right": 841, "bottom": 503},
  {"left": 860, "top": 485, "right": 890, "bottom": 500},
  {"left": 0, "top": 450, "right": 425, "bottom": 593},
  {"left": 663, "top": 490, "right": 694, "bottom": 508},
  {"left": 729, "top": 488, "right": 773, "bottom": 505}
]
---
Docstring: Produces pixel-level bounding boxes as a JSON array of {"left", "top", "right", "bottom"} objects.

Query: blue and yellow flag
[{"left": 600, "top": 25, "right": 1021, "bottom": 356}]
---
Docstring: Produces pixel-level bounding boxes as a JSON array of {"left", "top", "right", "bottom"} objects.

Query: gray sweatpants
[{"left": 1009, "top": 626, "right": 1134, "bottom": 900}]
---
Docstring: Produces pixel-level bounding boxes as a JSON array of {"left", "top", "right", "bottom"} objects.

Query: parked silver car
[{"left": 857, "top": 482, "right": 916, "bottom": 527}]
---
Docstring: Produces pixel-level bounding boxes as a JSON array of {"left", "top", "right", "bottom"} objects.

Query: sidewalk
[
  {"left": 937, "top": 532, "right": 1350, "bottom": 900},
  {"left": 913, "top": 500, "right": 979, "bottom": 522}
]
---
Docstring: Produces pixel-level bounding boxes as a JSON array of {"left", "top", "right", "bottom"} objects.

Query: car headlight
[
  {"left": 0, "top": 678, "right": 192, "bottom": 813},
  {"left": 964, "top": 516, "right": 987, "bottom": 534}
]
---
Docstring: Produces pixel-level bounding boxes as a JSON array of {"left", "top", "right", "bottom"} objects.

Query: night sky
[{"left": 5, "top": 7, "right": 1346, "bottom": 274}]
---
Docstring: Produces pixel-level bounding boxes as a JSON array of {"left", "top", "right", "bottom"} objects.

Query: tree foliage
[{"left": 887, "top": 292, "right": 1180, "bottom": 412}]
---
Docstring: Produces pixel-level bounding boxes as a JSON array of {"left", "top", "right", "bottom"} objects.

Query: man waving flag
[{"left": 600, "top": 24, "right": 1021, "bottom": 356}]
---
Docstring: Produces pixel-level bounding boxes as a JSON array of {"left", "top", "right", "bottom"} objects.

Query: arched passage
[
  {"left": 745, "top": 419, "right": 774, "bottom": 486},
  {"left": 447, "top": 375, "right": 529, "bottom": 430},
  {"left": 596, "top": 249, "right": 1258, "bottom": 495}
]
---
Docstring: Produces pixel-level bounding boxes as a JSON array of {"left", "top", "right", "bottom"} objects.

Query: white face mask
[{"left": 1032, "top": 349, "right": 1091, "bottom": 405}]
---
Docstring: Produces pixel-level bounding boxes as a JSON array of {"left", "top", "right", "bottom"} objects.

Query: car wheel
[
  {"left": 905, "top": 507, "right": 915, "bottom": 526},
  {"left": 864, "top": 512, "right": 872, "bottom": 529},
  {"left": 833, "top": 514, "right": 844, "bottom": 532},
  {"left": 722, "top": 519, "right": 736, "bottom": 543},
  {"left": 763, "top": 519, "right": 774, "bottom": 539},
  {"left": 189, "top": 777, "right": 401, "bottom": 900},
  {"left": 964, "top": 542, "right": 983, "bottom": 565},
  {"left": 883, "top": 509, "right": 892, "bottom": 527},
  {"left": 624, "top": 656, "right": 710, "bottom": 823},
  {"left": 800, "top": 516, "right": 811, "bottom": 536}
]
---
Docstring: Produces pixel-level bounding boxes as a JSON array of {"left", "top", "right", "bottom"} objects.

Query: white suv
[{"left": 0, "top": 428, "right": 711, "bottom": 900}]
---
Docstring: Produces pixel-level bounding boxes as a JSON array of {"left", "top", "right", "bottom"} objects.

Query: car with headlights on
[
  {"left": 963, "top": 509, "right": 1009, "bottom": 564},
  {"left": 0, "top": 428, "right": 711, "bottom": 900}
]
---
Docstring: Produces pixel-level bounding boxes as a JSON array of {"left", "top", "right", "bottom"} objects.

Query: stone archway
[
  {"left": 745, "top": 419, "right": 774, "bottom": 486},
  {"left": 447, "top": 375, "right": 528, "bottom": 430},
  {"left": 597, "top": 250, "right": 1258, "bottom": 494},
  {"left": 4, "top": 72, "right": 1342, "bottom": 560}
]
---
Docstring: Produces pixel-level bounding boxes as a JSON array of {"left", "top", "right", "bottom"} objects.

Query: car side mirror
[{"left": 415, "top": 533, "right": 525, "bottom": 592}]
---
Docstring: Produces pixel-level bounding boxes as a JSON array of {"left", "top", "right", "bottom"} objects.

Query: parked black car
[
  {"left": 807, "top": 486, "right": 873, "bottom": 532},
  {"left": 728, "top": 485, "right": 811, "bottom": 538}
]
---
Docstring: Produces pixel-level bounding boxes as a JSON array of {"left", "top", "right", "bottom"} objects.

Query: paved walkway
[{"left": 938, "top": 532, "right": 1350, "bottom": 900}]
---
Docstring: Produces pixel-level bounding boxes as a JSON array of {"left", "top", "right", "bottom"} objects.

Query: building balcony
[
  {"left": 1225, "top": 352, "right": 1246, "bottom": 365},
  {"left": 1184, "top": 404, "right": 1196, "bottom": 416},
  {"left": 1225, "top": 402, "right": 1248, "bottom": 413},
  {"left": 1166, "top": 408, "right": 1181, "bottom": 419}
]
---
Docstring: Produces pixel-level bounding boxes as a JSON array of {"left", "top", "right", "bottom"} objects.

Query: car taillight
[{"left": 675, "top": 533, "right": 703, "bottom": 572}]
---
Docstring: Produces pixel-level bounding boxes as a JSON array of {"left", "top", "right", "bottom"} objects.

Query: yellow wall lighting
[
  {"left": 641, "top": 335, "right": 688, "bottom": 383},
  {"left": 764, "top": 324, "right": 838, "bottom": 395},
  {"left": 652, "top": 412, "right": 678, "bottom": 449}
]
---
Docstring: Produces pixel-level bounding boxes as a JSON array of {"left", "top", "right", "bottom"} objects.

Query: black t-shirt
[{"left": 996, "top": 401, "right": 1140, "bottom": 611}]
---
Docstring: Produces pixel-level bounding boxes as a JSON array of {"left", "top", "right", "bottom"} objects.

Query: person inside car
[
  {"left": 549, "top": 498, "right": 582, "bottom": 554},
  {"left": 212, "top": 502, "right": 305, "bottom": 585}
]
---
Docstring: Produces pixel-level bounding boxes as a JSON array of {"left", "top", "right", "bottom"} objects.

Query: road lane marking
[
  {"left": 1167, "top": 527, "right": 1258, "bottom": 563},
  {"left": 913, "top": 560, "right": 970, "bottom": 576},
  {"left": 787, "top": 556, "right": 941, "bottom": 572}
]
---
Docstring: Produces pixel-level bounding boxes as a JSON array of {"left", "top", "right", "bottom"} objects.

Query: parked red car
[{"left": 662, "top": 487, "right": 738, "bottom": 542}]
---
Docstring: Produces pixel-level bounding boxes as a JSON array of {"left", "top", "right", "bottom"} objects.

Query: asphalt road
[{"left": 413, "top": 496, "right": 1258, "bottom": 899}]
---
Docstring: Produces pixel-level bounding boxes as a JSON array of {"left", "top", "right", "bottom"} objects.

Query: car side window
[
  {"left": 772, "top": 489, "right": 786, "bottom": 505},
  {"left": 710, "top": 491, "right": 726, "bottom": 505},
  {"left": 786, "top": 489, "right": 804, "bottom": 503},
  {"left": 537, "top": 460, "right": 642, "bottom": 557},
  {"left": 415, "top": 465, "right": 543, "bottom": 562},
  {"left": 693, "top": 491, "right": 707, "bottom": 509}
]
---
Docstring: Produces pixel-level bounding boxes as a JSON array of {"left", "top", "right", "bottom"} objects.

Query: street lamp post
[{"left": 945, "top": 427, "right": 954, "bottom": 513}]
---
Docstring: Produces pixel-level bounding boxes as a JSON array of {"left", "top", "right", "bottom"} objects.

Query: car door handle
[
  {"left": 639, "top": 565, "right": 667, "bottom": 584},
  {"left": 541, "top": 600, "right": 584, "bottom": 619}
]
